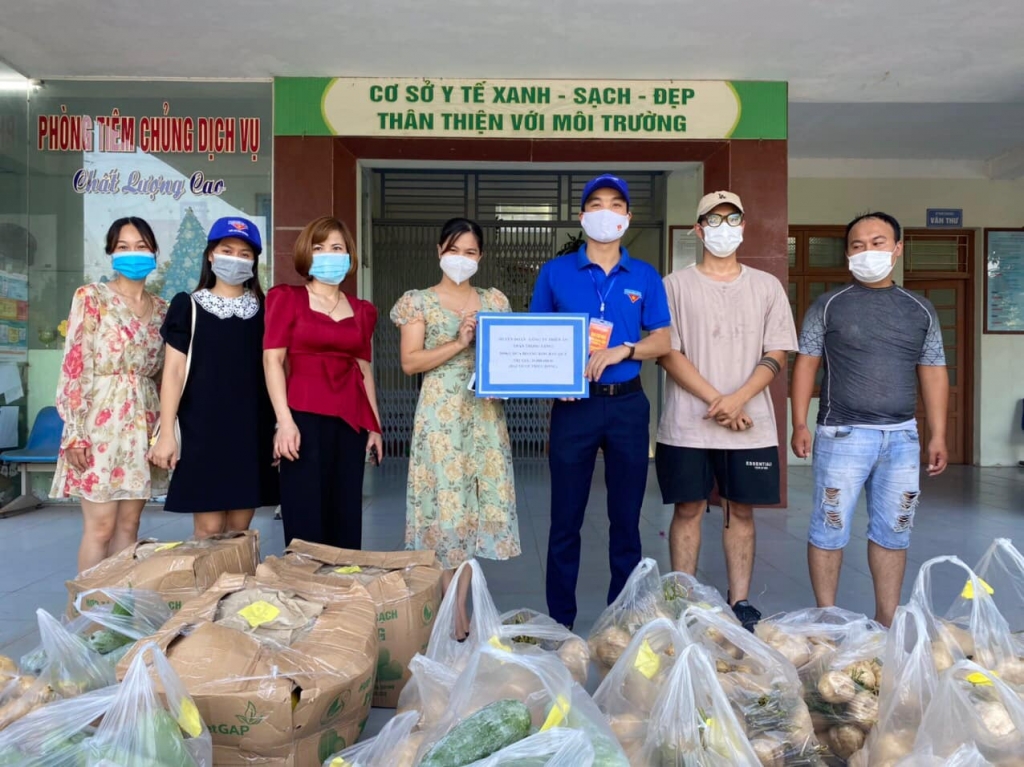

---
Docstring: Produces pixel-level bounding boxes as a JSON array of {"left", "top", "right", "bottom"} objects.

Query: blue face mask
[
  {"left": 309, "top": 253, "right": 351, "bottom": 286},
  {"left": 111, "top": 252, "right": 157, "bottom": 281}
]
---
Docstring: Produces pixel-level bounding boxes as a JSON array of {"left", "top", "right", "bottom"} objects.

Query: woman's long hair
[{"left": 194, "top": 240, "right": 266, "bottom": 304}]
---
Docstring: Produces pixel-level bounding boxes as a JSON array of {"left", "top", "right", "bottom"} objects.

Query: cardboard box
[
  {"left": 262, "top": 541, "right": 442, "bottom": 707},
  {"left": 210, "top": 725, "right": 360, "bottom": 767},
  {"left": 66, "top": 531, "right": 260, "bottom": 617},
  {"left": 118, "top": 567, "right": 377, "bottom": 765}
]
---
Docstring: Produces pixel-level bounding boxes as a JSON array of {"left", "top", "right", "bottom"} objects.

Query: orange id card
[{"left": 589, "top": 319, "right": 614, "bottom": 353}]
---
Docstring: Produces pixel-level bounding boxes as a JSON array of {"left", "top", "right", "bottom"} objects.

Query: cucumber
[{"left": 419, "top": 699, "right": 531, "bottom": 767}]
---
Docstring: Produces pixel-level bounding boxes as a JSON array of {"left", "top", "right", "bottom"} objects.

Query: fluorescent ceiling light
[{"left": 0, "top": 79, "right": 38, "bottom": 92}]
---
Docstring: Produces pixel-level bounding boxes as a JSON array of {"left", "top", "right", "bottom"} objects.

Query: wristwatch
[{"left": 623, "top": 342, "right": 636, "bottom": 360}]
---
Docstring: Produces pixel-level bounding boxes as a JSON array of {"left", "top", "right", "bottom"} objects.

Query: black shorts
[{"left": 655, "top": 443, "right": 780, "bottom": 507}]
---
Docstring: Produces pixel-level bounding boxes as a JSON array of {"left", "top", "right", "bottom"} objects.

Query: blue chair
[{"left": 0, "top": 406, "right": 64, "bottom": 518}]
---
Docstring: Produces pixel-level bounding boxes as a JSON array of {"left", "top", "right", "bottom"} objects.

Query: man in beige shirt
[{"left": 656, "top": 191, "right": 797, "bottom": 630}]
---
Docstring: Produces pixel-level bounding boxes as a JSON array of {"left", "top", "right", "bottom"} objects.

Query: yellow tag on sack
[
  {"left": 177, "top": 699, "right": 203, "bottom": 738},
  {"left": 540, "top": 695, "right": 571, "bottom": 731},
  {"left": 155, "top": 542, "right": 183, "bottom": 553},
  {"left": 238, "top": 600, "right": 280, "bottom": 628},
  {"left": 330, "top": 759, "right": 352, "bottom": 767},
  {"left": 966, "top": 671, "right": 996, "bottom": 686},
  {"left": 634, "top": 639, "right": 661, "bottom": 680},
  {"left": 334, "top": 566, "right": 363, "bottom": 574},
  {"left": 488, "top": 635, "right": 512, "bottom": 652},
  {"left": 961, "top": 578, "right": 995, "bottom": 599}
]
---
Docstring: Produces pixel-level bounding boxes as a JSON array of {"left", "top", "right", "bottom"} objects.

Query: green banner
[{"left": 274, "top": 78, "right": 786, "bottom": 140}]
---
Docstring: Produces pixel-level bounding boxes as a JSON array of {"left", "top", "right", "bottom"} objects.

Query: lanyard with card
[{"left": 589, "top": 270, "right": 617, "bottom": 352}]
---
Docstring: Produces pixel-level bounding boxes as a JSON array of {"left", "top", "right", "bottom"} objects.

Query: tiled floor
[{"left": 1, "top": 461, "right": 1022, "bottom": 737}]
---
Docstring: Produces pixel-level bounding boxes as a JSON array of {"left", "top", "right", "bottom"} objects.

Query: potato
[
  {"left": 622, "top": 668, "right": 664, "bottom": 714},
  {"left": 844, "top": 660, "right": 879, "bottom": 692},
  {"left": 995, "top": 658, "right": 1024, "bottom": 686},
  {"left": 847, "top": 691, "right": 879, "bottom": 731},
  {"left": 931, "top": 641, "right": 955, "bottom": 673},
  {"left": 590, "top": 626, "right": 632, "bottom": 668},
  {"left": 818, "top": 670, "right": 857, "bottom": 703},
  {"left": 393, "top": 732, "right": 424, "bottom": 767},
  {"left": 0, "top": 657, "right": 15, "bottom": 677},
  {"left": 771, "top": 635, "right": 811, "bottom": 668},
  {"left": 870, "top": 730, "right": 915, "bottom": 765},
  {"left": 556, "top": 637, "right": 590, "bottom": 686},
  {"left": 829, "top": 724, "right": 866, "bottom": 759},
  {"left": 750, "top": 736, "right": 785, "bottom": 767},
  {"left": 940, "top": 622, "right": 975, "bottom": 657},
  {"left": 977, "top": 700, "right": 1015, "bottom": 738},
  {"left": 607, "top": 711, "right": 646, "bottom": 746}
]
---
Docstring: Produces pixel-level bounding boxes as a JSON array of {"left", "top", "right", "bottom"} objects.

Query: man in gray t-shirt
[{"left": 791, "top": 211, "right": 949, "bottom": 627}]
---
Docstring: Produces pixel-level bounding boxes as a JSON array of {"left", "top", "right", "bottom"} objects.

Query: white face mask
[
  {"left": 440, "top": 254, "right": 478, "bottom": 285},
  {"left": 581, "top": 210, "right": 630, "bottom": 243},
  {"left": 848, "top": 250, "right": 895, "bottom": 283},
  {"left": 701, "top": 225, "right": 744, "bottom": 258}
]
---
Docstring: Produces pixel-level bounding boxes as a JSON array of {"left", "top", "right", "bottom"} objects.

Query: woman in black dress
[{"left": 149, "top": 216, "right": 278, "bottom": 537}]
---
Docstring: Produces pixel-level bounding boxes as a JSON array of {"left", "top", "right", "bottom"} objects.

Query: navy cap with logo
[
  {"left": 207, "top": 217, "right": 262, "bottom": 256},
  {"left": 580, "top": 174, "right": 630, "bottom": 211}
]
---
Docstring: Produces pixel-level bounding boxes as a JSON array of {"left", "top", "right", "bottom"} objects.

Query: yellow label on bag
[
  {"left": 489, "top": 635, "right": 512, "bottom": 652},
  {"left": 334, "top": 566, "right": 362, "bottom": 574},
  {"left": 177, "top": 699, "right": 203, "bottom": 738},
  {"left": 966, "top": 671, "right": 996, "bottom": 686},
  {"left": 961, "top": 578, "right": 995, "bottom": 599},
  {"left": 634, "top": 639, "right": 660, "bottom": 680},
  {"left": 540, "top": 695, "right": 571, "bottom": 731},
  {"left": 238, "top": 600, "right": 281, "bottom": 628},
  {"left": 330, "top": 759, "right": 352, "bottom": 767},
  {"left": 155, "top": 541, "right": 183, "bottom": 552}
]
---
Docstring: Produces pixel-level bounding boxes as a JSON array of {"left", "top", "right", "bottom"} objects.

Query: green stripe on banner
[
  {"left": 274, "top": 77, "right": 333, "bottom": 135},
  {"left": 728, "top": 81, "right": 788, "bottom": 139}
]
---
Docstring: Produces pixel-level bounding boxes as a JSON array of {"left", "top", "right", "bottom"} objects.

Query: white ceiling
[{"left": 2, "top": 0, "right": 1022, "bottom": 164}]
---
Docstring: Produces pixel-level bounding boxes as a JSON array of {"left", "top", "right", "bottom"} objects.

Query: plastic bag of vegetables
[
  {"left": 21, "top": 589, "right": 172, "bottom": 677},
  {"left": 594, "top": 618, "right": 688, "bottom": 760},
  {"left": 639, "top": 642, "right": 762, "bottom": 767},
  {"left": 84, "top": 641, "right": 211, "bottom": 767},
  {"left": 323, "top": 710, "right": 422, "bottom": 767},
  {"left": 908, "top": 661, "right": 1024, "bottom": 765},
  {"left": 424, "top": 559, "right": 503, "bottom": 673},
  {"left": 681, "top": 606, "right": 826, "bottom": 766},
  {"left": 588, "top": 558, "right": 671, "bottom": 676},
  {"left": 909, "top": 556, "right": 1020, "bottom": 683},
  {"left": 0, "top": 684, "right": 116, "bottom": 766},
  {"left": 415, "top": 645, "right": 629, "bottom": 767},
  {"left": 0, "top": 609, "right": 115, "bottom": 731},
  {"left": 850, "top": 603, "right": 943, "bottom": 767},
  {"left": 499, "top": 608, "right": 591, "bottom": 686},
  {"left": 756, "top": 607, "right": 886, "bottom": 759},
  {"left": 660, "top": 571, "right": 733, "bottom": 621}
]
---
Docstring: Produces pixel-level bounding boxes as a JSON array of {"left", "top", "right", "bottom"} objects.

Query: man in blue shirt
[{"left": 530, "top": 174, "right": 671, "bottom": 629}]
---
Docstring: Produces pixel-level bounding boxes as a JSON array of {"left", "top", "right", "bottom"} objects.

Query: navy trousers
[{"left": 546, "top": 390, "right": 651, "bottom": 626}]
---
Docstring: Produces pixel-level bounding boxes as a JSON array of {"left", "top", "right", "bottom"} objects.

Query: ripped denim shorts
[{"left": 809, "top": 425, "right": 921, "bottom": 551}]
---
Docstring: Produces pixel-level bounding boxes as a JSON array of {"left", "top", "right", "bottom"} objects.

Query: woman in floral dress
[
  {"left": 52, "top": 217, "right": 168, "bottom": 574},
  {"left": 391, "top": 217, "right": 519, "bottom": 639}
]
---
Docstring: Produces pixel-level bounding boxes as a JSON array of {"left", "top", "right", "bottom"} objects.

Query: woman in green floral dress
[{"left": 391, "top": 218, "right": 520, "bottom": 639}]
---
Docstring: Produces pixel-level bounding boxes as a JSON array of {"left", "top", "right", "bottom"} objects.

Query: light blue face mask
[
  {"left": 309, "top": 253, "right": 351, "bottom": 285},
  {"left": 111, "top": 252, "right": 157, "bottom": 281}
]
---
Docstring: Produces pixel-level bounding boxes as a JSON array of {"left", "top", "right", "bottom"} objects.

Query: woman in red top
[{"left": 263, "top": 216, "right": 383, "bottom": 548}]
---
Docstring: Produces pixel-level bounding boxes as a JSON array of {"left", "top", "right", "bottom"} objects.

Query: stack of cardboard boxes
[{"left": 63, "top": 532, "right": 445, "bottom": 766}]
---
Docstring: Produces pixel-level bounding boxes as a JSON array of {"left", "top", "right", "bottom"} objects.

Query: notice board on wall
[{"left": 985, "top": 229, "right": 1024, "bottom": 334}]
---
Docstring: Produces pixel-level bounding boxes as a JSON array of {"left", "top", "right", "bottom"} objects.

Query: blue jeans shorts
[{"left": 809, "top": 425, "right": 921, "bottom": 551}]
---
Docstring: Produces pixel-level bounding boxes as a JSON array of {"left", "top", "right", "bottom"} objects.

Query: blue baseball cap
[
  {"left": 208, "top": 217, "right": 262, "bottom": 256},
  {"left": 580, "top": 174, "right": 630, "bottom": 211}
]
